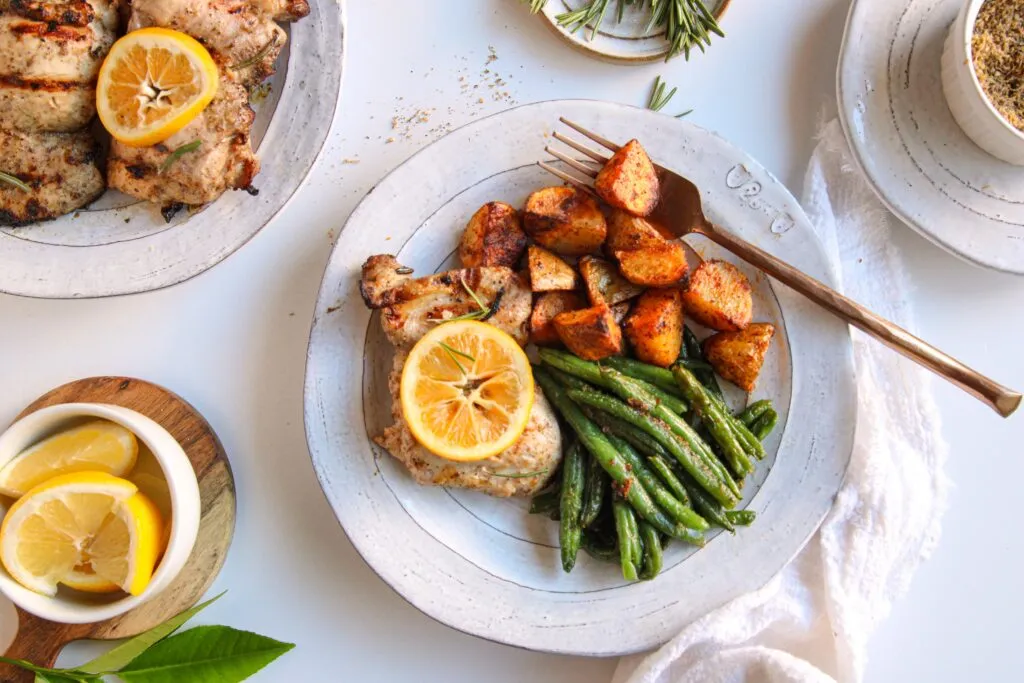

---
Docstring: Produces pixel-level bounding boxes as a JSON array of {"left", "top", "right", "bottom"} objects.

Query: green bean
[
  {"left": 738, "top": 399, "right": 773, "bottom": 427},
  {"left": 559, "top": 440, "right": 585, "bottom": 572},
  {"left": 683, "top": 325, "right": 704, "bottom": 359},
  {"left": 534, "top": 368, "right": 703, "bottom": 540},
  {"left": 680, "top": 472, "right": 735, "bottom": 532},
  {"left": 613, "top": 498, "right": 640, "bottom": 581},
  {"left": 606, "top": 434, "right": 709, "bottom": 532},
  {"left": 579, "top": 449, "right": 608, "bottom": 529},
  {"left": 672, "top": 365, "right": 753, "bottom": 476},
  {"left": 539, "top": 349, "right": 689, "bottom": 415},
  {"left": 726, "top": 509, "right": 756, "bottom": 526},
  {"left": 599, "top": 370, "right": 741, "bottom": 498},
  {"left": 602, "top": 356, "right": 678, "bottom": 394},
  {"left": 646, "top": 455, "right": 691, "bottom": 507},
  {"left": 584, "top": 407, "right": 673, "bottom": 462},
  {"left": 684, "top": 325, "right": 724, "bottom": 399},
  {"left": 581, "top": 532, "right": 619, "bottom": 563},
  {"left": 530, "top": 489, "right": 560, "bottom": 515},
  {"left": 638, "top": 521, "right": 663, "bottom": 581},
  {"left": 751, "top": 409, "right": 779, "bottom": 441},
  {"left": 541, "top": 364, "right": 593, "bottom": 393},
  {"left": 566, "top": 385, "right": 737, "bottom": 509}
]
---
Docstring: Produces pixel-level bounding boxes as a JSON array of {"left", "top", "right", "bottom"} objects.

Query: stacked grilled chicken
[
  {"left": 0, "top": 0, "right": 309, "bottom": 225},
  {"left": 0, "top": 0, "right": 118, "bottom": 225},
  {"left": 109, "top": 0, "right": 309, "bottom": 210}
]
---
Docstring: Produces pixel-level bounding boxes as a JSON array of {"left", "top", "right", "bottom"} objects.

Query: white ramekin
[
  {"left": 942, "top": 0, "right": 1024, "bottom": 165},
  {"left": 0, "top": 403, "right": 200, "bottom": 624}
]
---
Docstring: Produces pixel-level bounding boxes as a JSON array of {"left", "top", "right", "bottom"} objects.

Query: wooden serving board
[{"left": 0, "top": 377, "right": 236, "bottom": 682}]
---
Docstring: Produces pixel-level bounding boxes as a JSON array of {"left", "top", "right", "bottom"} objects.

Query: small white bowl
[
  {"left": 942, "top": 0, "right": 1024, "bottom": 165},
  {"left": 0, "top": 403, "right": 200, "bottom": 624}
]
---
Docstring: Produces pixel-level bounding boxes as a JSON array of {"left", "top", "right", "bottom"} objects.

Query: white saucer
[{"left": 838, "top": 0, "right": 1024, "bottom": 275}]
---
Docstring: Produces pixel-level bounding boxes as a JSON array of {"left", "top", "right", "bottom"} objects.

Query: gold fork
[{"left": 539, "top": 117, "right": 1022, "bottom": 418}]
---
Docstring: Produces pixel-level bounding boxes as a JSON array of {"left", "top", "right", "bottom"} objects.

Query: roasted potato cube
[
  {"left": 606, "top": 209, "right": 665, "bottom": 253},
  {"left": 523, "top": 186, "right": 607, "bottom": 256},
  {"left": 458, "top": 201, "right": 528, "bottom": 268},
  {"left": 624, "top": 288, "right": 683, "bottom": 367},
  {"left": 530, "top": 291, "right": 587, "bottom": 346},
  {"left": 579, "top": 256, "right": 644, "bottom": 307},
  {"left": 595, "top": 139, "right": 660, "bottom": 217},
  {"left": 704, "top": 323, "right": 775, "bottom": 392},
  {"left": 554, "top": 305, "right": 623, "bottom": 360},
  {"left": 681, "top": 260, "right": 753, "bottom": 332},
  {"left": 527, "top": 245, "right": 578, "bottom": 292},
  {"left": 614, "top": 242, "right": 689, "bottom": 287}
]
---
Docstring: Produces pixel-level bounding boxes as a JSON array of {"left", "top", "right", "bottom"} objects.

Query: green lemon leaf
[
  {"left": 116, "top": 626, "right": 294, "bottom": 683},
  {"left": 77, "top": 593, "right": 224, "bottom": 675},
  {"left": 34, "top": 672, "right": 100, "bottom": 683}
]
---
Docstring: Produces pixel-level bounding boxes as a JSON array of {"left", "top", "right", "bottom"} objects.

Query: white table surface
[{"left": 2, "top": 0, "right": 1023, "bottom": 680}]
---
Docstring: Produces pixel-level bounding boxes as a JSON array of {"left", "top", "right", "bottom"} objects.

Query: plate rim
[
  {"left": 0, "top": 0, "right": 348, "bottom": 299},
  {"left": 837, "top": 0, "right": 1024, "bottom": 276},
  {"left": 303, "top": 99, "right": 857, "bottom": 655}
]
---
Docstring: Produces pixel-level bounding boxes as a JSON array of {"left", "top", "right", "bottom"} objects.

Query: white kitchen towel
[{"left": 613, "top": 119, "right": 949, "bottom": 683}]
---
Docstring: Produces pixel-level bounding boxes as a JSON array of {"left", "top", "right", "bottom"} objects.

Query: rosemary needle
[
  {"left": 0, "top": 171, "right": 30, "bottom": 193},
  {"left": 439, "top": 342, "right": 474, "bottom": 375},
  {"left": 647, "top": 76, "right": 692, "bottom": 118},
  {"left": 160, "top": 140, "right": 202, "bottom": 174}
]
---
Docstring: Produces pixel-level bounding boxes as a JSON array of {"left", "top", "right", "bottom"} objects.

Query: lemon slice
[
  {"left": 400, "top": 320, "right": 534, "bottom": 462},
  {"left": 97, "top": 27, "right": 219, "bottom": 147},
  {"left": 0, "top": 472, "right": 164, "bottom": 597},
  {"left": 0, "top": 420, "right": 138, "bottom": 499}
]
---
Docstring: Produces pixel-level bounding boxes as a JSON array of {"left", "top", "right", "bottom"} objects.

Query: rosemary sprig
[
  {"left": 491, "top": 469, "right": 549, "bottom": 479},
  {"left": 439, "top": 342, "right": 474, "bottom": 375},
  {"left": 0, "top": 171, "right": 30, "bottom": 192},
  {"left": 232, "top": 35, "right": 279, "bottom": 70},
  {"left": 647, "top": 76, "right": 692, "bottom": 118},
  {"left": 524, "top": 0, "right": 724, "bottom": 62},
  {"left": 160, "top": 140, "right": 202, "bottom": 174}
]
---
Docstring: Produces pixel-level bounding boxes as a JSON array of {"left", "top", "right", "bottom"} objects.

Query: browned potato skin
[
  {"left": 523, "top": 186, "right": 607, "bottom": 256},
  {"left": 624, "top": 289, "right": 683, "bottom": 367},
  {"left": 606, "top": 210, "right": 665, "bottom": 253},
  {"left": 610, "top": 301, "right": 632, "bottom": 324},
  {"left": 681, "top": 260, "right": 753, "bottom": 332},
  {"left": 530, "top": 291, "right": 587, "bottom": 346},
  {"left": 553, "top": 305, "right": 623, "bottom": 360},
  {"left": 595, "top": 139, "right": 660, "bottom": 217},
  {"left": 579, "top": 256, "right": 644, "bottom": 306},
  {"left": 527, "top": 245, "right": 578, "bottom": 292},
  {"left": 614, "top": 242, "right": 689, "bottom": 287},
  {"left": 704, "top": 323, "right": 775, "bottom": 392},
  {"left": 458, "top": 201, "right": 529, "bottom": 268}
]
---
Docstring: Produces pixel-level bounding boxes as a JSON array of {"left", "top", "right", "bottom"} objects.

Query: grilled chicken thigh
[
  {"left": 108, "top": 79, "right": 258, "bottom": 206},
  {"left": 361, "top": 255, "right": 533, "bottom": 349},
  {"left": 0, "top": 0, "right": 120, "bottom": 132},
  {"left": 361, "top": 256, "right": 560, "bottom": 497},
  {"left": 108, "top": 0, "right": 310, "bottom": 210},
  {"left": 0, "top": 0, "right": 117, "bottom": 224},
  {"left": 0, "top": 128, "right": 104, "bottom": 225}
]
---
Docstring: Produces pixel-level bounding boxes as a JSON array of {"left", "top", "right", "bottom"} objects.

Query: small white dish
[
  {"left": 538, "top": 0, "right": 730, "bottom": 64},
  {"left": 941, "top": 0, "right": 1024, "bottom": 165},
  {"left": 838, "top": 0, "right": 1024, "bottom": 275},
  {"left": 0, "top": 403, "right": 201, "bottom": 624}
]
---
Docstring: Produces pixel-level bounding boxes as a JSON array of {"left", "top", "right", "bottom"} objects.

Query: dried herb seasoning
[{"left": 973, "top": 0, "right": 1024, "bottom": 130}]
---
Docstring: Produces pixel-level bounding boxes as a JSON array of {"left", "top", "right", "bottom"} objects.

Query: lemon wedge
[
  {"left": 0, "top": 420, "right": 138, "bottom": 499},
  {"left": 400, "top": 320, "right": 534, "bottom": 462},
  {"left": 0, "top": 472, "right": 164, "bottom": 597},
  {"left": 97, "top": 27, "right": 219, "bottom": 147}
]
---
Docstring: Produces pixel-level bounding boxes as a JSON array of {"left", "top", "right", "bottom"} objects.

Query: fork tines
[{"left": 538, "top": 117, "right": 623, "bottom": 193}]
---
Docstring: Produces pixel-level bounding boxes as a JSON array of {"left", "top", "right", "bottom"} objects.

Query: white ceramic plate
[
  {"left": 0, "top": 1, "right": 345, "bottom": 299},
  {"left": 838, "top": 0, "right": 1024, "bottom": 275},
  {"left": 304, "top": 100, "right": 856, "bottom": 656},
  {"left": 539, "top": 0, "right": 730, "bottom": 64}
]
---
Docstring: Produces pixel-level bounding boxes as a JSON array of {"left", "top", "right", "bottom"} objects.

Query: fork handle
[{"left": 697, "top": 223, "right": 1021, "bottom": 417}]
